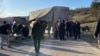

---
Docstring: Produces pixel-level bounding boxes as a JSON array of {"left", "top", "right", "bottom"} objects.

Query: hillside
[
  {"left": 70, "top": 8, "right": 98, "bottom": 23},
  {"left": 70, "top": 8, "right": 98, "bottom": 31}
]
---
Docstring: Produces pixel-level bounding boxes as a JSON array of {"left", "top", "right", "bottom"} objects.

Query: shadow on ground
[
  {"left": 0, "top": 53, "right": 10, "bottom": 56},
  {"left": 29, "top": 52, "right": 51, "bottom": 56},
  {"left": 81, "top": 32, "right": 98, "bottom": 48},
  {"left": 41, "top": 43, "right": 95, "bottom": 55},
  {"left": 11, "top": 39, "right": 34, "bottom": 47},
  {"left": 41, "top": 40, "right": 91, "bottom": 47},
  {"left": 3, "top": 47, "right": 30, "bottom": 55}
]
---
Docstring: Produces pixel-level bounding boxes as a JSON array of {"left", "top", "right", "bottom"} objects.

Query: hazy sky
[{"left": 1, "top": 0, "right": 93, "bottom": 17}]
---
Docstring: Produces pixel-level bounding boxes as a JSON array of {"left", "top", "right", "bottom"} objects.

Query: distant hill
[
  {"left": 69, "top": 8, "right": 99, "bottom": 31},
  {"left": 70, "top": 8, "right": 98, "bottom": 23}
]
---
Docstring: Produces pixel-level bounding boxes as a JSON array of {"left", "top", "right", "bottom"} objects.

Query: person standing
[
  {"left": 94, "top": 19, "right": 100, "bottom": 48},
  {"left": 59, "top": 20, "right": 66, "bottom": 41},
  {"left": 73, "top": 21, "right": 81, "bottom": 40},
  {"left": 31, "top": 20, "right": 47, "bottom": 56},
  {"left": 0, "top": 21, "right": 11, "bottom": 49},
  {"left": 21, "top": 24, "right": 29, "bottom": 38},
  {"left": 12, "top": 21, "right": 18, "bottom": 34},
  {"left": 66, "top": 20, "right": 71, "bottom": 38},
  {"left": 17, "top": 23, "right": 23, "bottom": 34},
  {"left": 54, "top": 19, "right": 60, "bottom": 39},
  {"left": 66, "top": 20, "right": 74, "bottom": 38}
]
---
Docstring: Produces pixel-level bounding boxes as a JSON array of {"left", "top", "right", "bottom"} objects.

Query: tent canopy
[
  {"left": 29, "top": 6, "right": 70, "bottom": 21},
  {"left": 29, "top": 6, "right": 70, "bottom": 28}
]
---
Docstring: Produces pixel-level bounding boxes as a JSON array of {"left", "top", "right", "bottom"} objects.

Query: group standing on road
[
  {"left": 30, "top": 19, "right": 80, "bottom": 56},
  {"left": 0, "top": 20, "right": 29, "bottom": 49},
  {"left": 54, "top": 19, "right": 81, "bottom": 41},
  {"left": 1, "top": 18, "right": 100, "bottom": 56}
]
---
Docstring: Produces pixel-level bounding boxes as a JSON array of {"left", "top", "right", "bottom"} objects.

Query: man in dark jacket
[
  {"left": 94, "top": 19, "right": 100, "bottom": 48},
  {"left": 66, "top": 20, "right": 74, "bottom": 38},
  {"left": 12, "top": 21, "right": 18, "bottom": 34},
  {"left": 54, "top": 19, "right": 60, "bottom": 39},
  {"left": 66, "top": 20, "right": 71, "bottom": 38},
  {"left": 17, "top": 23, "right": 23, "bottom": 34},
  {"left": 31, "top": 20, "right": 47, "bottom": 56},
  {"left": 73, "top": 21, "right": 81, "bottom": 40},
  {"left": 59, "top": 20, "right": 66, "bottom": 41},
  {"left": 0, "top": 21, "right": 11, "bottom": 49},
  {"left": 22, "top": 24, "right": 29, "bottom": 38}
]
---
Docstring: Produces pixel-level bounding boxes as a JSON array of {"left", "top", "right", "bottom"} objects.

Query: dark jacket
[
  {"left": 0, "top": 24, "right": 11, "bottom": 34},
  {"left": 22, "top": 26, "right": 29, "bottom": 37},
  {"left": 73, "top": 22, "right": 81, "bottom": 34},
  {"left": 12, "top": 24, "right": 18, "bottom": 33},
  {"left": 66, "top": 22, "right": 71, "bottom": 31},
  {"left": 95, "top": 20, "right": 100, "bottom": 37},
  {"left": 59, "top": 22, "right": 65, "bottom": 35},
  {"left": 31, "top": 21, "right": 47, "bottom": 40}
]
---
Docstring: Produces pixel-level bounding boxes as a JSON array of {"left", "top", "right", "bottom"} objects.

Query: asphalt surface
[{"left": 0, "top": 37, "right": 100, "bottom": 56}]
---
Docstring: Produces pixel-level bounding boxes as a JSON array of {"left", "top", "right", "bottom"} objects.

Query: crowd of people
[
  {"left": 11, "top": 21, "right": 29, "bottom": 39},
  {"left": 0, "top": 19, "right": 47, "bottom": 56},
  {"left": 1, "top": 18, "right": 100, "bottom": 56},
  {"left": 54, "top": 19, "right": 81, "bottom": 41},
  {"left": 0, "top": 21, "right": 29, "bottom": 49}
]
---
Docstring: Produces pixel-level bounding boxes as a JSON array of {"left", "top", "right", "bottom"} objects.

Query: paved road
[
  {"left": 0, "top": 39, "right": 100, "bottom": 56},
  {"left": 27, "top": 39, "right": 100, "bottom": 56},
  {"left": 0, "top": 39, "right": 34, "bottom": 56}
]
